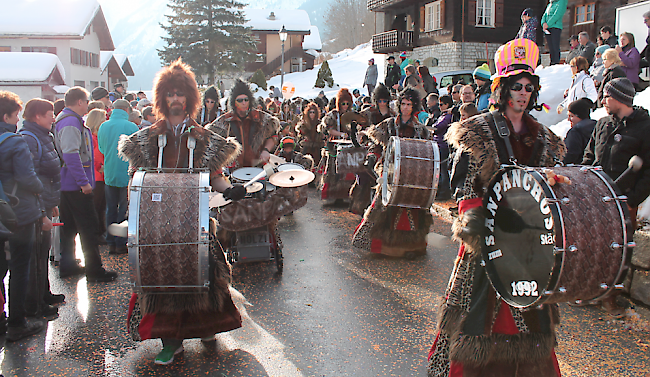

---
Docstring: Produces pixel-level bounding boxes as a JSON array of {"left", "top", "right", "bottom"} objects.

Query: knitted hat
[
  {"left": 522, "top": 8, "right": 534, "bottom": 17},
  {"left": 91, "top": 87, "right": 109, "bottom": 101},
  {"left": 399, "top": 51, "right": 407, "bottom": 58},
  {"left": 596, "top": 45, "right": 610, "bottom": 56},
  {"left": 604, "top": 78, "right": 635, "bottom": 107},
  {"left": 567, "top": 98, "right": 593, "bottom": 120},
  {"left": 473, "top": 63, "right": 491, "bottom": 81}
]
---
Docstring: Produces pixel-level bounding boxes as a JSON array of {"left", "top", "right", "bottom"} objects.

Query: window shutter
[
  {"left": 440, "top": 0, "right": 446, "bottom": 29},
  {"left": 420, "top": 5, "right": 426, "bottom": 32},
  {"left": 495, "top": 0, "right": 504, "bottom": 27},
  {"left": 468, "top": 0, "right": 476, "bottom": 26}
]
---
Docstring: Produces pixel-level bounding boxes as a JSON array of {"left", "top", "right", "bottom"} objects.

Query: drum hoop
[
  {"left": 582, "top": 166, "right": 631, "bottom": 302},
  {"left": 382, "top": 136, "right": 401, "bottom": 207},
  {"left": 129, "top": 171, "right": 145, "bottom": 291},
  {"left": 136, "top": 167, "right": 209, "bottom": 173},
  {"left": 427, "top": 141, "right": 441, "bottom": 208}
]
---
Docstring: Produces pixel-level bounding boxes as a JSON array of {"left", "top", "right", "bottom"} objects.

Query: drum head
[
  {"left": 482, "top": 167, "right": 562, "bottom": 308},
  {"left": 277, "top": 163, "right": 305, "bottom": 172},
  {"left": 232, "top": 167, "right": 264, "bottom": 182},
  {"left": 246, "top": 182, "right": 264, "bottom": 193}
]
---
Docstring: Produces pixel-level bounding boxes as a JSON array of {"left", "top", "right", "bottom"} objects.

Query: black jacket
[
  {"left": 385, "top": 63, "right": 401, "bottom": 88},
  {"left": 20, "top": 121, "right": 61, "bottom": 210},
  {"left": 563, "top": 118, "right": 596, "bottom": 164},
  {"left": 582, "top": 107, "right": 650, "bottom": 207},
  {"left": 597, "top": 65, "right": 626, "bottom": 106}
]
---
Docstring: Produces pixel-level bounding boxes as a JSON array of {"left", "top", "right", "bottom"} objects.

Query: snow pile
[{"left": 0, "top": 52, "right": 66, "bottom": 83}]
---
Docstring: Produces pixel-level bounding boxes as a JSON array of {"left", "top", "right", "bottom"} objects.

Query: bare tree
[{"left": 323, "top": 0, "right": 374, "bottom": 52}]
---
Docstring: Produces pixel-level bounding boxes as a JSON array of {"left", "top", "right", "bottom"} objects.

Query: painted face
[
  {"left": 166, "top": 90, "right": 186, "bottom": 116},
  {"left": 35, "top": 110, "right": 55, "bottom": 129},
  {"left": 400, "top": 99, "right": 413, "bottom": 117},
  {"left": 4, "top": 110, "right": 20, "bottom": 125},
  {"left": 507, "top": 76, "right": 534, "bottom": 113},
  {"left": 235, "top": 94, "right": 250, "bottom": 113}
]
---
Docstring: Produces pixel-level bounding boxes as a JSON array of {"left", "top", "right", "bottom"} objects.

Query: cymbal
[
  {"left": 268, "top": 154, "right": 287, "bottom": 168},
  {"left": 269, "top": 169, "right": 315, "bottom": 188},
  {"left": 330, "top": 139, "right": 353, "bottom": 144},
  {"left": 108, "top": 220, "right": 128, "bottom": 238},
  {"left": 246, "top": 181, "right": 264, "bottom": 193},
  {"left": 209, "top": 192, "right": 232, "bottom": 208},
  {"left": 340, "top": 111, "right": 368, "bottom": 127}
]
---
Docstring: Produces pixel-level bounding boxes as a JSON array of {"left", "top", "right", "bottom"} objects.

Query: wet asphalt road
[{"left": 0, "top": 188, "right": 649, "bottom": 376}]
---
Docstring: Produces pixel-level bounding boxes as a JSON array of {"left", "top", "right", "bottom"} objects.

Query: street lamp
[{"left": 279, "top": 25, "right": 288, "bottom": 91}]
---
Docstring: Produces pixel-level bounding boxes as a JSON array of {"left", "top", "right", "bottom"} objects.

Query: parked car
[{"left": 432, "top": 69, "right": 475, "bottom": 95}]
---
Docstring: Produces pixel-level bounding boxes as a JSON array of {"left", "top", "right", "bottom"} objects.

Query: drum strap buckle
[{"left": 490, "top": 111, "right": 518, "bottom": 165}]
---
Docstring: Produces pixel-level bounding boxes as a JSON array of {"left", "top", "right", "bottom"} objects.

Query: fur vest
[{"left": 207, "top": 109, "right": 280, "bottom": 157}]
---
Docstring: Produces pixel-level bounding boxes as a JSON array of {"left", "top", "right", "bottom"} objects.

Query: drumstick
[
  {"left": 243, "top": 169, "right": 268, "bottom": 188},
  {"left": 52, "top": 223, "right": 64, "bottom": 227}
]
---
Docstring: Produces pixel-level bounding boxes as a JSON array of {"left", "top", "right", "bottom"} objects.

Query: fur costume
[
  {"left": 427, "top": 110, "right": 566, "bottom": 377},
  {"left": 197, "top": 85, "right": 220, "bottom": 126},
  {"left": 152, "top": 58, "right": 201, "bottom": 120},
  {"left": 398, "top": 87, "right": 422, "bottom": 114},
  {"left": 336, "top": 88, "right": 354, "bottom": 113},
  {"left": 351, "top": 114, "right": 433, "bottom": 256},
  {"left": 372, "top": 83, "right": 392, "bottom": 108},
  {"left": 296, "top": 102, "right": 324, "bottom": 168},
  {"left": 317, "top": 107, "right": 356, "bottom": 200}
]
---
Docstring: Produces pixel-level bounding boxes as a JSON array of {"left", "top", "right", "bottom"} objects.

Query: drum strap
[{"left": 489, "top": 111, "right": 517, "bottom": 165}]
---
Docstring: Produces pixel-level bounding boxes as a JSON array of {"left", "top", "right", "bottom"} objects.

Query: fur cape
[
  {"left": 118, "top": 118, "right": 241, "bottom": 175},
  {"left": 207, "top": 109, "right": 281, "bottom": 158},
  {"left": 152, "top": 59, "right": 201, "bottom": 120}
]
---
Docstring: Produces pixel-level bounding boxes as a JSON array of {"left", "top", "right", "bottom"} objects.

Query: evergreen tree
[
  {"left": 315, "top": 61, "right": 334, "bottom": 88},
  {"left": 159, "top": 0, "right": 258, "bottom": 85},
  {"left": 249, "top": 69, "right": 267, "bottom": 91}
]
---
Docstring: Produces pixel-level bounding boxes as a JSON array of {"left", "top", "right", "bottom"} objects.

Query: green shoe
[{"left": 154, "top": 344, "right": 184, "bottom": 365}]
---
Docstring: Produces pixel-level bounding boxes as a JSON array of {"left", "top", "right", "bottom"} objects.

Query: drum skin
[
  {"left": 335, "top": 145, "right": 367, "bottom": 175},
  {"left": 382, "top": 137, "right": 440, "bottom": 209},
  {"left": 129, "top": 171, "right": 210, "bottom": 293},
  {"left": 482, "top": 166, "right": 631, "bottom": 308}
]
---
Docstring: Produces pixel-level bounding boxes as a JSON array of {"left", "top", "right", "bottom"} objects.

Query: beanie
[
  {"left": 604, "top": 78, "right": 635, "bottom": 107},
  {"left": 91, "top": 87, "right": 109, "bottom": 101},
  {"left": 473, "top": 63, "right": 492, "bottom": 81},
  {"left": 596, "top": 45, "right": 610, "bottom": 56},
  {"left": 567, "top": 98, "right": 593, "bottom": 120}
]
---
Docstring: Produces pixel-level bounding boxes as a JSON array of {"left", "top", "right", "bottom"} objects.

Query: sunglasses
[
  {"left": 308, "top": 111, "right": 316, "bottom": 114},
  {"left": 205, "top": 99, "right": 216, "bottom": 104},
  {"left": 378, "top": 99, "right": 389, "bottom": 103},
  {"left": 236, "top": 98, "right": 249, "bottom": 103},
  {"left": 166, "top": 91, "right": 185, "bottom": 97},
  {"left": 452, "top": 91, "right": 459, "bottom": 94},
  {"left": 340, "top": 102, "right": 350, "bottom": 106},
  {"left": 510, "top": 83, "right": 535, "bottom": 93}
]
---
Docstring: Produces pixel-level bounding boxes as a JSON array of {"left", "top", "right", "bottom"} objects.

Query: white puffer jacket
[{"left": 558, "top": 71, "right": 598, "bottom": 111}]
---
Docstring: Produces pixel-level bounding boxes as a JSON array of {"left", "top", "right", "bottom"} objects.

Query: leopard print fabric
[
  {"left": 427, "top": 333, "right": 451, "bottom": 377},
  {"left": 128, "top": 299, "right": 143, "bottom": 341}
]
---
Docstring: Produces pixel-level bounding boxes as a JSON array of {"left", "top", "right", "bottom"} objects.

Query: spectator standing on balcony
[
  {"left": 541, "top": 0, "right": 568, "bottom": 65},
  {"left": 364, "top": 58, "right": 378, "bottom": 95},
  {"left": 516, "top": 8, "right": 538, "bottom": 44},
  {"left": 385, "top": 56, "right": 402, "bottom": 93}
]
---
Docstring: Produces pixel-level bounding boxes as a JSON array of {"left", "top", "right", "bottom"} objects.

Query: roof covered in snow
[
  {"left": 303, "top": 26, "right": 322, "bottom": 51},
  {"left": 244, "top": 9, "right": 312, "bottom": 33},
  {"left": 113, "top": 54, "right": 135, "bottom": 76},
  {"left": 0, "top": 52, "right": 66, "bottom": 84},
  {"left": 100, "top": 51, "right": 127, "bottom": 81},
  {"left": 0, "top": 0, "right": 115, "bottom": 50}
]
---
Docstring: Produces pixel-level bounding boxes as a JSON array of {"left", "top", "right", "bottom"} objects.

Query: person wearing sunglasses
[
  {"left": 196, "top": 85, "right": 220, "bottom": 126},
  {"left": 119, "top": 59, "right": 247, "bottom": 365},
  {"left": 428, "top": 39, "right": 567, "bottom": 376},
  {"left": 296, "top": 102, "right": 323, "bottom": 170},
  {"left": 318, "top": 88, "right": 357, "bottom": 202}
]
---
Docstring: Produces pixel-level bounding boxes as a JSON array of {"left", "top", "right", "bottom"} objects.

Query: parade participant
[
  {"left": 351, "top": 88, "right": 432, "bottom": 257},
  {"left": 296, "top": 102, "right": 323, "bottom": 169},
  {"left": 317, "top": 88, "right": 356, "bottom": 201},
  {"left": 196, "top": 85, "right": 220, "bottom": 126},
  {"left": 427, "top": 39, "right": 566, "bottom": 377},
  {"left": 118, "top": 59, "right": 244, "bottom": 365},
  {"left": 582, "top": 77, "right": 650, "bottom": 317},
  {"left": 279, "top": 100, "right": 298, "bottom": 125},
  {"left": 207, "top": 79, "right": 279, "bottom": 168},
  {"left": 275, "top": 136, "right": 313, "bottom": 170}
]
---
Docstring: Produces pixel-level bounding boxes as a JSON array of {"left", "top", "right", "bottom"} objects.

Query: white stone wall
[{"left": 403, "top": 42, "right": 502, "bottom": 73}]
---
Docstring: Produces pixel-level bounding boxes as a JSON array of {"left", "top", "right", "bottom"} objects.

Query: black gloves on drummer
[{"left": 223, "top": 184, "right": 246, "bottom": 201}]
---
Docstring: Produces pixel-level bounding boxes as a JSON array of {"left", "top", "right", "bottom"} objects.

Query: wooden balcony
[
  {"left": 367, "top": 0, "right": 411, "bottom": 12},
  {"left": 372, "top": 30, "right": 413, "bottom": 54}
]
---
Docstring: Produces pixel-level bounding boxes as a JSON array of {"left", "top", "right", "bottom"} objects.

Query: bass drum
[
  {"left": 482, "top": 165, "right": 633, "bottom": 308},
  {"left": 128, "top": 170, "right": 211, "bottom": 293},
  {"left": 382, "top": 136, "right": 440, "bottom": 209}
]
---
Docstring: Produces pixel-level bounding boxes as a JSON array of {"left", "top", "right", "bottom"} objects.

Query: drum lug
[
  {"left": 627, "top": 242, "right": 637, "bottom": 248},
  {"left": 574, "top": 300, "right": 583, "bottom": 305},
  {"left": 614, "top": 284, "right": 625, "bottom": 290},
  {"left": 602, "top": 195, "right": 628, "bottom": 203},
  {"left": 568, "top": 245, "right": 578, "bottom": 252},
  {"left": 553, "top": 247, "right": 564, "bottom": 254},
  {"left": 203, "top": 280, "right": 210, "bottom": 287},
  {"left": 546, "top": 197, "right": 570, "bottom": 204},
  {"left": 543, "top": 290, "right": 554, "bottom": 296},
  {"left": 480, "top": 260, "right": 486, "bottom": 267},
  {"left": 558, "top": 287, "right": 567, "bottom": 294},
  {"left": 611, "top": 242, "right": 622, "bottom": 249},
  {"left": 600, "top": 283, "right": 609, "bottom": 290}
]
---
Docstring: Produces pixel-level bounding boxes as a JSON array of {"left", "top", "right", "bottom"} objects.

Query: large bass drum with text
[
  {"left": 482, "top": 165, "right": 633, "bottom": 308},
  {"left": 381, "top": 136, "right": 440, "bottom": 209},
  {"left": 128, "top": 170, "right": 211, "bottom": 293}
]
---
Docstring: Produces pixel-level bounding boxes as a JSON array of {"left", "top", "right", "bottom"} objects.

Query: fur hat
[
  {"left": 372, "top": 83, "right": 391, "bottom": 108},
  {"left": 203, "top": 86, "right": 219, "bottom": 103},
  {"left": 398, "top": 87, "right": 421, "bottom": 114},
  {"left": 335, "top": 88, "right": 353, "bottom": 113},
  {"left": 152, "top": 58, "right": 201, "bottom": 119},
  {"left": 228, "top": 79, "right": 254, "bottom": 112},
  {"left": 303, "top": 101, "right": 320, "bottom": 120}
]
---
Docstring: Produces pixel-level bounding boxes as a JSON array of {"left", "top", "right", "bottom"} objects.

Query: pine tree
[
  {"left": 315, "top": 61, "right": 334, "bottom": 88},
  {"left": 159, "top": 0, "right": 258, "bottom": 85},
  {"left": 249, "top": 69, "right": 267, "bottom": 91}
]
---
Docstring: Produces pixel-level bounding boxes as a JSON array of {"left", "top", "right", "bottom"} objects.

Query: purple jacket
[
  {"left": 619, "top": 45, "right": 641, "bottom": 84},
  {"left": 431, "top": 112, "right": 453, "bottom": 152},
  {"left": 54, "top": 108, "right": 95, "bottom": 191}
]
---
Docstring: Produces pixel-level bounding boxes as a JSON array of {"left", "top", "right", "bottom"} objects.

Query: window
[
  {"left": 90, "top": 81, "right": 99, "bottom": 89},
  {"left": 476, "top": 0, "right": 495, "bottom": 27},
  {"left": 101, "top": 81, "right": 106, "bottom": 87},
  {"left": 0, "top": 47, "right": 10, "bottom": 52},
  {"left": 70, "top": 48, "right": 100, "bottom": 67},
  {"left": 22, "top": 46, "right": 56, "bottom": 54},
  {"left": 74, "top": 80, "right": 85, "bottom": 88},
  {"left": 575, "top": 3, "right": 595, "bottom": 25},
  {"left": 425, "top": 1, "right": 443, "bottom": 32}
]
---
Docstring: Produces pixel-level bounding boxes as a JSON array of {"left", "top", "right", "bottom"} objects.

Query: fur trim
[
  {"left": 366, "top": 117, "right": 429, "bottom": 148},
  {"left": 449, "top": 332, "right": 557, "bottom": 368},
  {"left": 118, "top": 118, "right": 241, "bottom": 174},
  {"left": 372, "top": 83, "right": 391, "bottom": 108},
  {"left": 228, "top": 79, "right": 254, "bottom": 113},
  {"left": 153, "top": 59, "right": 201, "bottom": 120},
  {"left": 207, "top": 109, "right": 280, "bottom": 156},
  {"left": 451, "top": 207, "right": 486, "bottom": 259},
  {"left": 336, "top": 88, "right": 353, "bottom": 113},
  {"left": 363, "top": 203, "right": 433, "bottom": 246}
]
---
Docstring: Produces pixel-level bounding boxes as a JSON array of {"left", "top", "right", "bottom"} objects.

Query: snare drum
[
  {"left": 382, "top": 137, "right": 440, "bottom": 209},
  {"left": 128, "top": 171, "right": 210, "bottom": 293},
  {"left": 336, "top": 144, "right": 367, "bottom": 175},
  {"left": 231, "top": 167, "right": 265, "bottom": 184},
  {"left": 482, "top": 165, "right": 633, "bottom": 308}
]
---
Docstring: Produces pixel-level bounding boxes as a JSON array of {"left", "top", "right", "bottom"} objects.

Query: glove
[
  {"left": 222, "top": 184, "right": 246, "bottom": 202},
  {"left": 365, "top": 153, "right": 377, "bottom": 168}
]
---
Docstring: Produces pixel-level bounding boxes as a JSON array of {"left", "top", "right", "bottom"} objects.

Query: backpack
[
  {"left": 0, "top": 132, "right": 20, "bottom": 236},
  {"left": 0, "top": 132, "right": 19, "bottom": 202},
  {"left": 18, "top": 129, "right": 43, "bottom": 162}
]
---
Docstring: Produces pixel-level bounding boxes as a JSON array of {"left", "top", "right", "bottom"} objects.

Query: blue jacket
[
  {"left": 20, "top": 121, "right": 61, "bottom": 210},
  {"left": 0, "top": 122, "right": 44, "bottom": 226},
  {"left": 54, "top": 108, "right": 95, "bottom": 191},
  {"left": 97, "top": 109, "right": 139, "bottom": 187}
]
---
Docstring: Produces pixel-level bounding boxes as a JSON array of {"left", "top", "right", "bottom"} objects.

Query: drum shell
[
  {"left": 482, "top": 166, "right": 631, "bottom": 308},
  {"left": 335, "top": 145, "right": 367, "bottom": 175},
  {"left": 128, "top": 171, "right": 210, "bottom": 293},
  {"left": 382, "top": 137, "right": 440, "bottom": 209}
]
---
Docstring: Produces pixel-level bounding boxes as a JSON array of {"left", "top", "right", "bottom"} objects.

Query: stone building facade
[{"left": 404, "top": 41, "right": 502, "bottom": 73}]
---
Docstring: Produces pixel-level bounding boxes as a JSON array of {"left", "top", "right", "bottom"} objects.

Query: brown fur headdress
[
  {"left": 153, "top": 58, "right": 201, "bottom": 119},
  {"left": 336, "top": 88, "right": 353, "bottom": 113}
]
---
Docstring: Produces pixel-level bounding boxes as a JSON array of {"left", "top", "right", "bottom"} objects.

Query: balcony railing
[
  {"left": 372, "top": 30, "right": 414, "bottom": 53},
  {"left": 367, "top": 0, "right": 405, "bottom": 11}
]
